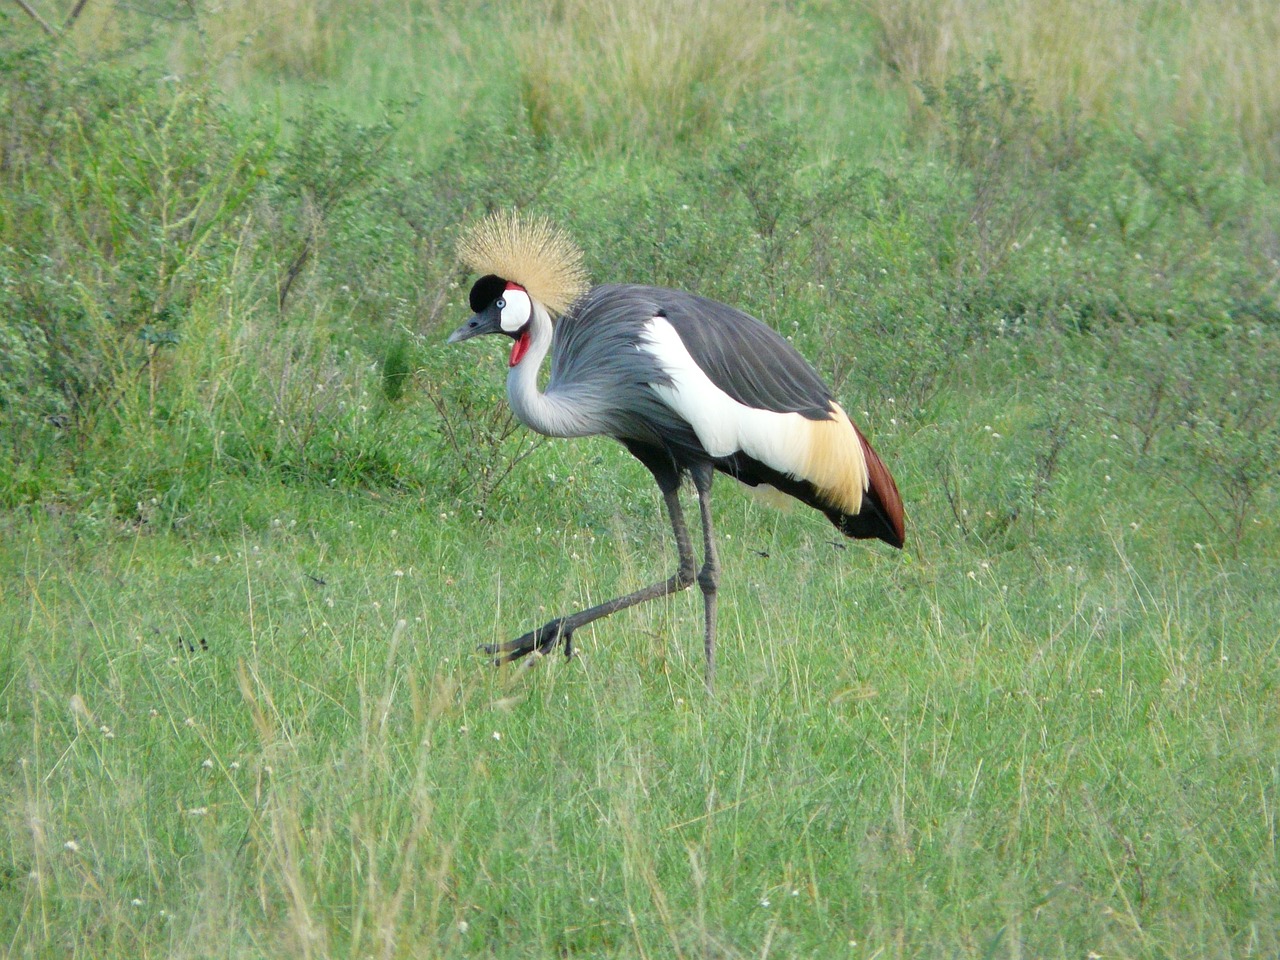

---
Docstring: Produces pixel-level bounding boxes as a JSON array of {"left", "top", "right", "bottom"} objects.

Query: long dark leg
[
  {"left": 690, "top": 464, "right": 720, "bottom": 692},
  {"left": 483, "top": 480, "right": 698, "bottom": 664}
]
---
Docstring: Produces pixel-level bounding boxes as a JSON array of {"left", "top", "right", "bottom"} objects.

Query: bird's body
[
  {"left": 526, "top": 284, "right": 904, "bottom": 544},
  {"left": 449, "top": 212, "right": 904, "bottom": 689}
]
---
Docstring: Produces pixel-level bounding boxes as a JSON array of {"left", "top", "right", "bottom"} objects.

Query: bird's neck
[{"left": 506, "top": 303, "right": 590, "bottom": 438}]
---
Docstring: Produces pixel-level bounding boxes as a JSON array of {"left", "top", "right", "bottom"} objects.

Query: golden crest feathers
[{"left": 458, "top": 210, "right": 589, "bottom": 315}]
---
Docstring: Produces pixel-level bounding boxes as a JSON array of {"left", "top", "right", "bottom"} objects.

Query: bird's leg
[
  {"left": 482, "top": 616, "right": 573, "bottom": 663},
  {"left": 483, "top": 486, "right": 698, "bottom": 664},
  {"left": 692, "top": 466, "right": 720, "bottom": 693}
]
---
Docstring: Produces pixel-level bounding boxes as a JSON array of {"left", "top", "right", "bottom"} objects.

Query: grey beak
[{"left": 447, "top": 310, "right": 507, "bottom": 344}]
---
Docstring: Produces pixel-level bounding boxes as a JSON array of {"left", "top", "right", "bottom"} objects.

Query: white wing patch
[{"left": 639, "top": 316, "right": 869, "bottom": 513}]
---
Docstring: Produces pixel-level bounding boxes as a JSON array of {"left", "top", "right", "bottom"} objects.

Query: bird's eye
[{"left": 495, "top": 298, "right": 506, "bottom": 310}]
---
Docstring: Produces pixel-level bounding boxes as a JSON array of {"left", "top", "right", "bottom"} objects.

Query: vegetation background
[{"left": 1, "top": 0, "right": 1278, "bottom": 957}]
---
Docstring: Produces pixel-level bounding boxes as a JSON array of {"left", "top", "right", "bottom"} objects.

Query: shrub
[
  {"left": 0, "top": 43, "right": 269, "bottom": 503},
  {"left": 1175, "top": 325, "right": 1280, "bottom": 555}
]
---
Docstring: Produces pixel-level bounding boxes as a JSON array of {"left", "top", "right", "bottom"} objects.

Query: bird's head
[
  {"left": 447, "top": 274, "right": 536, "bottom": 367},
  {"left": 447, "top": 210, "right": 589, "bottom": 366}
]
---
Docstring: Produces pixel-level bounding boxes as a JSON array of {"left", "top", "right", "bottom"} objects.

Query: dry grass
[
  {"left": 516, "top": 0, "right": 786, "bottom": 151},
  {"left": 192, "top": 0, "right": 345, "bottom": 81},
  {"left": 862, "top": 0, "right": 1280, "bottom": 173}
]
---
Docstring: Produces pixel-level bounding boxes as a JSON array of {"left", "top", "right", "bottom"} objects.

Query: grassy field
[{"left": 3, "top": 1, "right": 1279, "bottom": 957}]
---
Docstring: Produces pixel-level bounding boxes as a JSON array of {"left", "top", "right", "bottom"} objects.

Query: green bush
[{"left": 2, "top": 33, "right": 1276, "bottom": 554}]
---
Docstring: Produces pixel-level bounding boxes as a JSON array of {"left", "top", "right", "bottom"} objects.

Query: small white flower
[
  {"left": 64, "top": 840, "right": 81, "bottom": 853},
  {"left": 131, "top": 898, "right": 145, "bottom": 907},
  {"left": 229, "top": 761, "right": 241, "bottom": 771},
  {"left": 188, "top": 807, "right": 208, "bottom": 817},
  {"left": 184, "top": 717, "right": 196, "bottom": 727},
  {"left": 492, "top": 731, "right": 501, "bottom": 741},
  {"left": 759, "top": 897, "right": 771, "bottom": 908},
  {"left": 202, "top": 758, "right": 214, "bottom": 770},
  {"left": 457, "top": 920, "right": 469, "bottom": 934}
]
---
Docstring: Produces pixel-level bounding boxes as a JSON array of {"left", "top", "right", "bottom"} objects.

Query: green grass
[
  {"left": 3, "top": 0, "right": 1280, "bottom": 956},
  {"left": 4, "top": 339, "right": 1279, "bottom": 956}
]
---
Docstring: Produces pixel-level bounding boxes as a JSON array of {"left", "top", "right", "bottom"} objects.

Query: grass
[
  {"left": 515, "top": 0, "right": 784, "bottom": 152},
  {"left": 3, "top": 0, "right": 1280, "bottom": 956},
  {"left": 3, "top": 400, "right": 1278, "bottom": 956},
  {"left": 860, "top": 0, "right": 1280, "bottom": 176}
]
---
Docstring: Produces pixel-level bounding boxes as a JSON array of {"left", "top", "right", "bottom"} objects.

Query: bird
[{"left": 447, "top": 210, "right": 905, "bottom": 690}]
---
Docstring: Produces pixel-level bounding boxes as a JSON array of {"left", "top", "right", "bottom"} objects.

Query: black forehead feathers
[{"left": 469, "top": 274, "right": 507, "bottom": 313}]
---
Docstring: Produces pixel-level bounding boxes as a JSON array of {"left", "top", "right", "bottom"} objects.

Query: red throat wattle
[{"left": 508, "top": 330, "right": 530, "bottom": 367}]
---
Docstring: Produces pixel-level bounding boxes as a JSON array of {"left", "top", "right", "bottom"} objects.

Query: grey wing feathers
[
  {"left": 581, "top": 285, "right": 834, "bottom": 420},
  {"left": 543, "top": 286, "right": 683, "bottom": 446},
  {"left": 549, "top": 286, "right": 671, "bottom": 399}
]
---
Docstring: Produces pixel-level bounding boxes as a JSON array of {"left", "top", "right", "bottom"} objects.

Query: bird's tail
[
  {"left": 718, "top": 408, "right": 906, "bottom": 549},
  {"left": 837, "top": 425, "right": 905, "bottom": 548},
  {"left": 798, "top": 403, "right": 905, "bottom": 548}
]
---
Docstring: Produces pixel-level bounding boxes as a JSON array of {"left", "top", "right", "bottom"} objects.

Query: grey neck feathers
[{"left": 506, "top": 302, "right": 597, "bottom": 439}]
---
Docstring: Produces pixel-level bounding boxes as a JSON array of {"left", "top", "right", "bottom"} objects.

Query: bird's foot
[{"left": 481, "top": 617, "right": 574, "bottom": 665}]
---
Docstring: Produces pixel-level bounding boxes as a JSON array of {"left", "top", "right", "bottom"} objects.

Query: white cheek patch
[{"left": 499, "top": 288, "right": 532, "bottom": 332}]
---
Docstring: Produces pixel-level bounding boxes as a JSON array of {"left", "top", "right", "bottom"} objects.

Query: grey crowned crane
[{"left": 448, "top": 211, "right": 905, "bottom": 689}]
